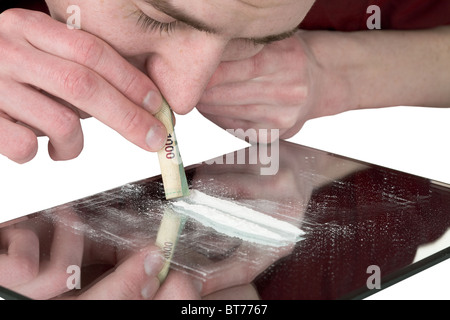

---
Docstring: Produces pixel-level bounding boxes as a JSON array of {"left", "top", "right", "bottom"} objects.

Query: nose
[{"left": 146, "top": 35, "right": 226, "bottom": 115}]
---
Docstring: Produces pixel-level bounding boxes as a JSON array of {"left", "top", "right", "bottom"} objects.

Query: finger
[
  {"left": 202, "top": 105, "right": 306, "bottom": 143},
  {"left": 9, "top": 48, "right": 166, "bottom": 152},
  {"left": 0, "top": 82, "right": 84, "bottom": 161},
  {"left": 20, "top": 10, "right": 162, "bottom": 114},
  {"left": 203, "top": 284, "right": 260, "bottom": 300},
  {"left": 202, "top": 81, "right": 275, "bottom": 106},
  {"left": 207, "top": 53, "right": 277, "bottom": 88},
  {"left": 197, "top": 103, "right": 273, "bottom": 124},
  {"left": 198, "top": 103, "right": 298, "bottom": 133},
  {"left": 154, "top": 270, "right": 202, "bottom": 300},
  {"left": 77, "top": 247, "right": 163, "bottom": 300},
  {"left": 12, "top": 210, "right": 85, "bottom": 300},
  {"left": 207, "top": 36, "right": 306, "bottom": 89},
  {"left": 202, "top": 79, "right": 306, "bottom": 106},
  {"left": 199, "top": 244, "right": 293, "bottom": 296},
  {"left": 0, "top": 228, "right": 40, "bottom": 288},
  {"left": 198, "top": 112, "right": 270, "bottom": 138},
  {"left": 199, "top": 112, "right": 275, "bottom": 144},
  {"left": 0, "top": 216, "right": 29, "bottom": 229},
  {"left": 279, "top": 119, "right": 308, "bottom": 140},
  {"left": 199, "top": 112, "right": 289, "bottom": 144},
  {"left": 0, "top": 116, "right": 38, "bottom": 163}
]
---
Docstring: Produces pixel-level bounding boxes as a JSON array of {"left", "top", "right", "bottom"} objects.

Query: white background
[{"left": 1, "top": 106, "right": 450, "bottom": 300}]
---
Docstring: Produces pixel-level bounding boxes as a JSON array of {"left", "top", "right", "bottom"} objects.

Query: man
[
  {"left": 0, "top": 0, "right": 449, "bottom": 300},
  {"left": 0, "top": 0, "right": 449, "bottom": 164}
]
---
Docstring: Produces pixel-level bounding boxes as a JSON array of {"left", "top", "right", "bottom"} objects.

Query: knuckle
[
  {"left": 276, "top": 83, "right": 308, "bottom": 106},
  {"left": 120, "top": 108, "right": 142, "bottom": 135},
  {"left": 207, "top": 64, "right": 226, "bottom": 88},
  {"left": 117, "top": 278, "right": 141, "bottom": 300},
  {"left": 0, "top": 8, "right": 45, "bottom": 30},
  {"left": 0, "top": 8, "right": 25, "bottom": 27},
  {"left": 290, "top": 84, "right": 308, "bottom": 104},
  {"left": 71, "top": 34, "right": 104, "bottom": 68},
  {"left": 199, "top": 87, "right": 214, "bottom": 104},
  {"left": 0, "top": 38, "right": 21, "bottom": 66},
  {"left": 273, "top": 111, "right": 297, "bottom": 129},
  {"left": 120, "top": 72, "right": 141, "bottom": 98},
  {"left": 251, "top": 53, "right": 265, "bottom": 76},
  {"left": 13, "top": 256, "right": 39, "bottom": 282},
  {"left": 51, "top": 108, "right": 81, "bottom": 141},
  {"left": 61, "top": 67, "right": 97, "bottom": 101}
]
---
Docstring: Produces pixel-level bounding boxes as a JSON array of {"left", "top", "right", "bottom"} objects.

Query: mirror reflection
[{"left": 1, "top": 141, "right": 449, "bottom": 300}]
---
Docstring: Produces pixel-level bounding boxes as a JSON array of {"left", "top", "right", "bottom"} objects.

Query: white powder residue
[{"left": 171, "top": 190, "right": 304, "bottom": 247}]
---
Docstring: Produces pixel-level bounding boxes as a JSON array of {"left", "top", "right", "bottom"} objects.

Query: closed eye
[{"left": 136, "top": 11, "right": 178, "bottom": 34}]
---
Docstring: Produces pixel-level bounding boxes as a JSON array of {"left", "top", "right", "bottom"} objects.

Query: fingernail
[
  {"left": 192, "top": 278, "right": 203, "bottom": 293},
  {"left": 143, "top": 91, "right": 163, "bottom": 115},
  {"left": 146, "top": 124, "right": 167, "bottom": 151},
  {"left": 144, "top": 250, "right": 164, "bottom": 277}
]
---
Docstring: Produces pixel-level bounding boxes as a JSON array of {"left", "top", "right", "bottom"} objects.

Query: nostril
[{"left": 164, "top": 95, "right": 200, "bottom": 116}]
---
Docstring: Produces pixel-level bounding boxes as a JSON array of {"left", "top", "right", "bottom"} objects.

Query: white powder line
[{"left": 171, "top": 190, "right": 304, "bottom": 247}]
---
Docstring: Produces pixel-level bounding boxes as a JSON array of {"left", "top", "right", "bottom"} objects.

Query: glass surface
[{"left": 1, "top": 140, "right": 449, "bottom": 300}]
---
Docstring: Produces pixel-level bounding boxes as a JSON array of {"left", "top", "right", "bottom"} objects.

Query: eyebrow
[{"left": 142, "top": 0, "right": 299, "bottom": 44}]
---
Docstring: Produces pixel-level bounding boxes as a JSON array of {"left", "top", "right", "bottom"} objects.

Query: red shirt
[
  {"left": 3, "top": 0, "right": 450, "bottom": 30},
  {"left": 0, "top": 0, "right": 48, "bottom": 14},
  {"left": 300, "top": 0, "right": 450, "bottom": 30}
]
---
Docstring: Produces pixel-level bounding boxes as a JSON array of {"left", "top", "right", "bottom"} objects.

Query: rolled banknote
[{"left": 154, "top": 98, "right": 190, "bottom": 200}]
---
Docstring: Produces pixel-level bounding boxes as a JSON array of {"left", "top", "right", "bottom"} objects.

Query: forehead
[{"left": 166, "top": 0, "right": 311, "bottom": 36}]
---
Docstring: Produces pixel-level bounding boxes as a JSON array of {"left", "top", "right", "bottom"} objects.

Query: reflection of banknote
[
  {"left": 155, "top": 98, "right": 190, "bottom": 200},
  {"left": 155, "top": 207, "right": 186, "bottom": 283}
]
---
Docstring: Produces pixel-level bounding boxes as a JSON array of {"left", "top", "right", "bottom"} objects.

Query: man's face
[{"left": 45, "top": 0, "right": 314, "bottom": 115}]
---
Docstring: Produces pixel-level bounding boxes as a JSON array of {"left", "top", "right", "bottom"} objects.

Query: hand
[
  {"left": 197, "top": 31, "right": 315, "bottom": 142},
  {"left": 0, "top": 210, "right": 165, "bottom": 300},
  {"left": 0, "top": 9, "right": 166, "bottom": 164},
  {"left": 197, "top": 30, "right": 351, "bottom": 142}
]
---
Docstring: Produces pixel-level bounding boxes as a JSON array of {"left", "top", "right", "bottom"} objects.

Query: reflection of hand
[
  {"left": 194, "top": 142, "right": 366, "bottom": 220},
  {"left": 199, "top": 242, "right": 294, "bottom": 299},
  {"left": 73, "top": 247, "right": 163, "bottom": 300},
  {"left": 193, "top": 142, "right": 319, "bottom": 222},
  {"left": 0, "top": 9, "right": 166, "bottom": 164},
  {"left": 154, "top": 242, "right": 293, "bottom": 300},
  {"left": 0, "top": 210, "right": 164, "bottom": 300},
  {"left": 0, "top": 212, "right": 84, "bottom": 299}
]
